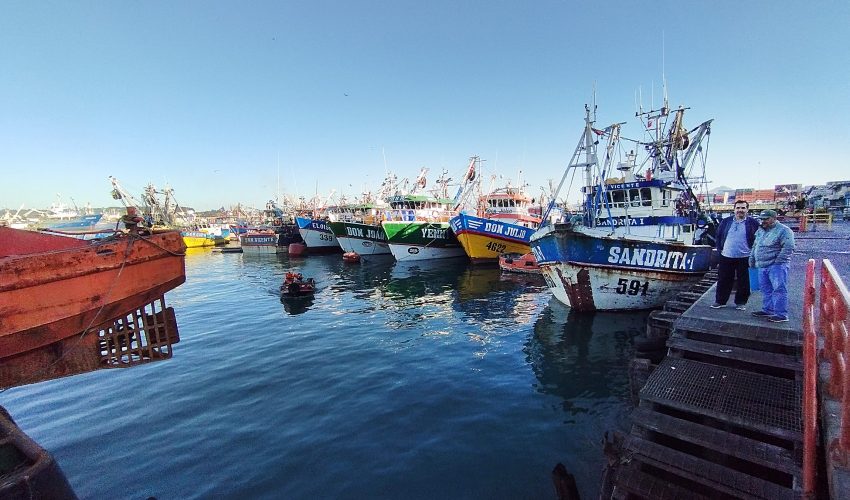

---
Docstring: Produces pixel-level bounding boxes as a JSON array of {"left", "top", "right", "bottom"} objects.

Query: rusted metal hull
[
  {"left": 0, "top": 227, "right": 186, "bottom": 387},
  {"left": 540, "top": 263, "right": 700, "bottom": 311}
]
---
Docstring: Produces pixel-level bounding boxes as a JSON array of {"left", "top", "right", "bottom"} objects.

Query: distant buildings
[
  {"left": 804, "top": 181, "right": 850, "bottom": 212},
  {"left": 697, "top": 180, "right": 850, "bottom": 214}
]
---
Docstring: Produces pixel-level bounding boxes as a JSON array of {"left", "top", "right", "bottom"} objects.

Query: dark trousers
[{"left": 715, "top": 255, "right": 751, "bottom": 305}]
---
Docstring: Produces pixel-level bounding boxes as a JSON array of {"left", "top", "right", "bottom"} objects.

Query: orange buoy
[
  {"left": 288, "top": 242, "right": 307, "bottom": 256},
  {"left": 342, "top": 251, "right": 360, "bottom": 263}
]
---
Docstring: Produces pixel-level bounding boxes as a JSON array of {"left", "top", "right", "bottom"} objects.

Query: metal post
[{"left": 803, "top": 259, "right": 817, "bottom": 497}]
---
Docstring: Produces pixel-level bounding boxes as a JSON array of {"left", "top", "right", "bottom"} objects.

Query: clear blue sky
[{"left": 2, "top": 1, "right": 848, "bottom": 211}]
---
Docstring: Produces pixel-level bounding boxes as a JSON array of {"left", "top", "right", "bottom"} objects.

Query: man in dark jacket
[{"left": 711, "top": 200, "right": 760, "bottom": 309}]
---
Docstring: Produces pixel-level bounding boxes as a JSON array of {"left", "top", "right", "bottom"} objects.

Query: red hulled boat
[
  {"left": 498, "top": 252, "right": 541, "bottom": 274},
  {"left": 0, "top": 227, "right": 187, "bottom": 388},
  {"left": 280, "top": 272, "right": 316, "bottom": 297}
]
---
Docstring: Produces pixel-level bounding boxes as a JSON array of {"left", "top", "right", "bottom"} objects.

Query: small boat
[
  {"left": 499, "top": 252, "right": 541, "bottom": 274},
  {"left": 213, "top": 246, "right": 243, "bottom": 254},
  {"left": 342, "top": 251, "right": 361, "bottom": 263},
  {"left": 239, "top": 230, "right": 278, "bottom": 254},
  {"left": 280, "top": 272, "right": 316, "bottom": 297}
]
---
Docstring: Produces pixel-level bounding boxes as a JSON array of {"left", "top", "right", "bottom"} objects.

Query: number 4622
[{"left": 616, "top": 278, "right": 649, "bottom": 296}]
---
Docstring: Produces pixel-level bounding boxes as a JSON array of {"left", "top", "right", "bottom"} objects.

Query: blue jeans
[{"left": 758, "top": 264, "right": 789, "bottom": 318}]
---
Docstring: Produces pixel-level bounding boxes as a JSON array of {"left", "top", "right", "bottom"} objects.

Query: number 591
[{"left": 616, "top": 278, "right": 649, "bottom": 296}]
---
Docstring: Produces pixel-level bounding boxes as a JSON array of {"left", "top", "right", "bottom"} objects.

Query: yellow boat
[
  {"left": 181, "top": 230, "right": 216, "bottom": 248},
  {"left": 449, "top": 186, "right": 541, "bottom": 262}
]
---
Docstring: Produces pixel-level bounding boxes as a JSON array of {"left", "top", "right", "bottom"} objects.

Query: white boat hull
[
  {"left": 336, "top": 236, "right": 390, "bottom": 255},
  {"left": 241, "top": 245, "right": 278, "bottom": 255},
  {"left": 539, "top": 262, "right": 699, "bottom": 311},
  {"left": 299, "top": 228, "right": 338, "bottom": 249},
  {"left": 387, "top": 243, "right": 467, "bottom": 262}
]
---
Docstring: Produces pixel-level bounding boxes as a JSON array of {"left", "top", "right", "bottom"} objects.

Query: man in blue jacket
[
  {"left": 749, "top": 209, "right": 796, "bottom": 322},
  {"left": 711, "top": 200, "right": 760, "bottom": 310}
]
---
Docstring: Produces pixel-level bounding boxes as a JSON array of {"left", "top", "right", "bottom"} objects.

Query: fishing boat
[
  {"left": 280, "top": 272, "right": 316, "bottom": 297},
  {"left": 328, "top": 204, "right": 391, "bottom": 256},
  {"left": 529, "top": 101, "right": 714, "bottom": 311},
  {"left": 263, "top": 199, "right": 304, "bottom": 248},
  {"left": 0, "top": 227, "right": 186, "bottom": 389},
  {"left": 110, "top": 176, "right": 222, "bottom": 249},
  {"left": 42, "top": 213, "right": 103, "bottom": 230},
  {"left": 381, "top": 194, "right": 465, "bottom": 261},
  {"left": 327, "top": 173, "right": 408, "bottom": 256},
  {"left": 498, "top": 252, "right": 541, "bottom": 274},
  {"left": 239, "top": 230, "right": 279, "bottom": 254},
  {"left": 295, "top": 216, "right": 340, "bottom": 252},
  {"left": 451, "top": 160, "right": 542, "bottom": 262},
  {"left": 381, "top": 165, "right": 477, "bottom": 262},
  {"left": 181, "top": 229, "right": 217, "bottom": 248}
]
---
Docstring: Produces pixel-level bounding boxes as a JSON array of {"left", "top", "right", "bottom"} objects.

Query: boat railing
[
  {"left": 797, "top": 213, "right": 833, "bottom": 232},
  {"left": 817, "top": 259, "right": 850, "bottom": 473}
]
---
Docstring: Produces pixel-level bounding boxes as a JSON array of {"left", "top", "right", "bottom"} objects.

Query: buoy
[
  {"left": 342, "top": 251, "right": 360, "bottom": 263},
  {"left": 288, "top": 242, "right": 307, "bottom": 256}
]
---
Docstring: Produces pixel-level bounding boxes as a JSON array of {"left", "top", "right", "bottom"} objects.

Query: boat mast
[{"left": 541, "top": 104, "right": 597, "bottom": 225}]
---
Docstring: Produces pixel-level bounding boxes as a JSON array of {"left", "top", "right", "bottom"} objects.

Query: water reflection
[
  {"left": 280, "top": 294, "right": 315, "bottom": 315},
  {"left": 525, "top": 298, "right": 650, "bottom": 420},
  {"left": 453, "top": 265, "right": 547, "bottom": 325},
  {"left": 385, "top": 259, "right": 467, "bottom": 298}
]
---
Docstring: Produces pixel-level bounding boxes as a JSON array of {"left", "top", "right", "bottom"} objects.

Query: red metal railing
[
  {"left": 802, "top": 259, "right": 817, "bottom": 497},
  {"left": 820, "top": 259, "right": 850, "bottom": 466}
]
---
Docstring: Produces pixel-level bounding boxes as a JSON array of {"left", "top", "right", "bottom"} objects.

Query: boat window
[
  {"left": 640, "top": 188, "right": 652, "bottom": 206},
  {"left": 662, "top": 190, "right": 671, "bottom": 207},
  {"left": 629, "top": 189, "right": 641, "bottom": 207},
  {"left": 611, "top": 190, "right": 625, "bottom": 207}
]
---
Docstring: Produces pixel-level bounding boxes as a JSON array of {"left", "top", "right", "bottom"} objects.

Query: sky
[{"left": 1, "top": 1, "right": 848, "bottom": 211}]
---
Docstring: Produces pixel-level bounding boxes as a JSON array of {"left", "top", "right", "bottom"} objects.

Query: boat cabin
[
  {"left": 582, "top": 178, "right": 699, "bottom": 242},
  {"left": 384, "top": 195, "right": 455, "bottom": 222},
  {"left": 480, "top": 187, "right": 542, "bottom": 228}
]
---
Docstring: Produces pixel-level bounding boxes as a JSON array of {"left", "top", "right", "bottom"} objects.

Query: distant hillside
[{"left": 708, "top": 185, "right": 734, "bottom": 194}]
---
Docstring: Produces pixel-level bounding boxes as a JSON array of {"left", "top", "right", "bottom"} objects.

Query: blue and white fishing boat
[
  {"left": 43, "top": 213, "right": 103, "bottom": 230},
  {"left": 530, "top": 100, "right": 714, "bottom": 311},
  {"left": 295, "top": 215, "right": 340, "bottom": 253}
]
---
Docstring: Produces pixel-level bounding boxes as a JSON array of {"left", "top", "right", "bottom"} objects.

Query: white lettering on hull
[{"left": 607, "top": 246, "right": 694, "bottom": 270}]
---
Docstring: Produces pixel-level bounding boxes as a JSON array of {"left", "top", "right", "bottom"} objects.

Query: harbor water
[{"left": 1, "top": 250, "right": 650, "bottom": 499}]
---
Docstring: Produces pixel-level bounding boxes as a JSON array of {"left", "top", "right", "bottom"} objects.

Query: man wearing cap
[
  {"left": 749, "top": 209, "right": 795, "bottom": 323},
  {"left": 711, "top": 200, "right": 760, "bottom": 310}
]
